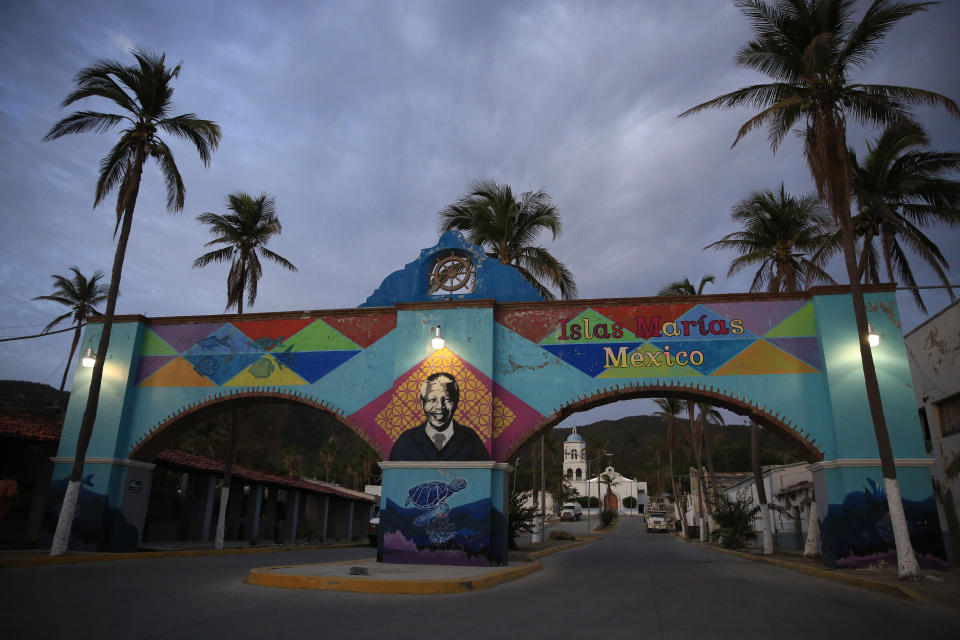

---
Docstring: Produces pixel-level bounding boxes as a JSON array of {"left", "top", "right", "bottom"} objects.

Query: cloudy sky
[{"left": 2, "top": 1, "right": 958, "bottom": 425}]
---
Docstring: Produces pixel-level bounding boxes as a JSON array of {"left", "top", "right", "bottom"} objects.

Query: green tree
[
  {"left": 194, "top": 192, "right": 298, "bottom": 314},
  {"left": 680, "top": 0, "right": 959, "bottom": 578},
  {"left": 192, "top": 192, "right": 296, "bottom": 548},
  {"left": 33, "top": 267, "right": 108, "bottom": 408},
  {"left": 44, "top": 48, "right": 221, "bottom": 556},
  {"left": 705, "top": 185, "right": 837, "bottom": 292},
  {"left": 849, "top": 122, "right": 960, "bottom": 312},
  {"left": 711, "top": 491, "right": 761, "bottom": 549},
  {"left": 656, "top": 274, "right": 715, "bottom": 297},
  {"left": 508, "top": 486, "right": 537, "bottom": 549},
  {"left": 658, "top": 277, "right": 715, "bottom": 540},
  {"left": 439, "top": 179, "right": 577, "bottom": 300}
]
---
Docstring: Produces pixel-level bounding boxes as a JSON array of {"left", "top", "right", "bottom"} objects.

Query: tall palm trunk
[
  {"left": 804, "top": 500, "right": 820, "bottom": 558},
  {"left": 700, "top": 406, "right": 719, "bottom": 507},
  {"left": 820, "top": 111, "right": 919, "bottom": 578},
  {"left": 50, "top": 145, "right": 146, "bottom": 556},
  {"left": 687, "top": 402, "right": 708, "bottom": 541},
  {"left": 751, "top": 420, "right": 774, "bottom": 555},
  {"left": 214, "top": 410, "right": 238, "bottom": 549},
  {"left": 54, "top": 323, "right": 83, "bottom": 410},
  {"left": 667, "top": 419, "right": 686, "bottom": 538}
]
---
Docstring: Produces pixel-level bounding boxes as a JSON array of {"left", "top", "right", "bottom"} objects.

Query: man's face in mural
[{"left": 421, "top": 376, "right": 457, "bottom": 430}]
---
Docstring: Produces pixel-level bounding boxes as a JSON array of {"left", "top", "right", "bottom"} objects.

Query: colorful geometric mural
[
  {"left": 517, "top": 300, "right": 820, "bottom": 379},
  {"left": 136, "top": 315, "right": 393, "bottom": 388}
]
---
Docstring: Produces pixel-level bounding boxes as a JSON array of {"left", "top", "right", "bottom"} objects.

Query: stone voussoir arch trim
[
  {"left": 129, "top": 387, "right": 381, "bottom": 460},
  {"left": 502, "top": 380, "right": 826, "bottom": 463}
]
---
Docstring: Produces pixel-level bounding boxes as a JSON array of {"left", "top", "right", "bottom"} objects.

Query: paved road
[{"left": 2, "top": 518, "right": 957, "bottom": 639}]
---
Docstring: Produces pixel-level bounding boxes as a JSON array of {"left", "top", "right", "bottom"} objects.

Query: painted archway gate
[{"left": 51, "top": 233, "right": 942, "bottom": 568}]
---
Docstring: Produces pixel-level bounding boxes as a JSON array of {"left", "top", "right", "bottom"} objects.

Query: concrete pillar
[
  {"left": 262, "top": 486, "right": 278, "bottom": 541},
  {"left": 347, "top": 500, "right": 355, "bottom": 541},
  {"left": 321, "top": 495, "right": 330, "bottom": 543},
  {"left": 226, "top": 479, "right": 243, "bottom": 541},
  {"left": 200, "top": 476, "right": 216, "bottom": 542},
  {"left": 246, "top": 484, "right": 263, "bottom": 542},
  {"left": 282, "top": 490, "right": 300, "bottom": 542},
  {"left": 24, "top": 456, "right": 54, "bottom": 544}
]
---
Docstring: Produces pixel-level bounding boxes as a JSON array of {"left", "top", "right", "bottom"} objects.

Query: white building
[
  {"left": 562, "top": 428, "right": 646, "bottom": 515},
  {"left": 720, "top": 462, "right": 815, "bottom": 550},
  {"left": 905, "top": 300, "right": 960, "bottom": 563}
]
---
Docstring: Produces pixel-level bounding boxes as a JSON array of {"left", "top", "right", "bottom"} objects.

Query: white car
[
  {"left": 646, "top": 511, "right": 667, "bottom": 532},
  {"left": 560, "top": 502, "right": 583, "bottom": 521}
]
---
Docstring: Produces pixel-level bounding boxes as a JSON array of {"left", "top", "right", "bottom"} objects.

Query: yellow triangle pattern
[
  {"left": 140, "top": 357, "right": 217, "bottom": 388},
  {"left": 223, "top": 354, "right": 308, "bottom": 387},
  {"left": 712, "top": 340, "right": 818, "bottom": 376}
]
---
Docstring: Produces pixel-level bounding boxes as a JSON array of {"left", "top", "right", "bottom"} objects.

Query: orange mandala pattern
[
  {"left": 376, "top": 348, "right": 492, "bottom": 443},
  {"left": 492, "top": 397, "right": 514, "bottom": 439}
]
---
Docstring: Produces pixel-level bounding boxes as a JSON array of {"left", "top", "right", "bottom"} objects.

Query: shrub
[
  {"left": 710, "top": 492, "right": 760, "bottom": 549},
  {"left": 549, "top": 530, "right": 575, "bottom": 541},
  {"left": 508, "top": 487, "right": 536, "bottom": 549},
  {"left": 600, "top": 509, "right": 618, "bottom": 528},
  {"left": 623, "top": 496, "right": 638, "bottom": 509}
]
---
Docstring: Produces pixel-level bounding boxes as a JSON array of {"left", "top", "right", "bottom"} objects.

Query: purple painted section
[
  {"left": 150, "top": 323, "right": 226, "bottom": 353},
  {"left": 135, "top": 355, "right": 176, "bottom": 383},
  {"left": 381, "top": 530, "right": 494, "bottom": 566},
  {"left": 492, "top": 382, "right": 546, "bottom": 460},
  {"left": 767, "top": 337, "right": 822, "bottom": 369},
  {"left": 706, "top": 299, "right": 807, "bottom": 336}
]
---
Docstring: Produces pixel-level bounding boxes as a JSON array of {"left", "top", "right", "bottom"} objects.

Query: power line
[{"left": 0, "top": 324, "right": 81, "bottom": 342}]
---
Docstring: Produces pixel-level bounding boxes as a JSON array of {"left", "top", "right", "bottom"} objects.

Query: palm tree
[
  {"left": 697, "top": 404, "right": 726, "bottom": 508},
  {"left": 193, "top": 192, "right": 298, "bottom": 314},
  {"left": 849, "top": 122, "right": 960, "bottom": 313},
  {"left": 705, "top": 185, "right": 837, "bottom": 292},
  {"left": 439, "top": 179, "right": 577, "bottom": 300},
  {"left": 680, "top": 0, "right": 959, "bottom": 579},
  {"left": 33, "top": 268, "right": 109, "bottom": 409},
  {"left": 654, "top": 397, "right": 688, "bottom": 537},
  {"left": 751, "top": 420, "right": 776, "bottom": 554},
  {"left": 658, "top": 276, "right": 715, "bottom": 540},
  {"left": 657, "top": 274, "right": 715, "bottom": 297},
  {"left": 193, "top": 192, "right": 296, "bottom": 548},
  {"left": 44, "top": 48, "right": 221, "bottom": 556}
]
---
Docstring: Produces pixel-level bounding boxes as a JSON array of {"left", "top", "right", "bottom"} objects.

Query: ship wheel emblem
[{"left": 429, "top": 252, "right": 474, "bottom": 293}]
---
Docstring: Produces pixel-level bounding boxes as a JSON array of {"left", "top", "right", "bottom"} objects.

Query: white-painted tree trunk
[
  {"left": 214, "top": 485, "right": 229, "bottom": 550},
  {"left": 804, "top": 501, "right": 820, "bottom": 558},
  {"left": 699, "top": 515, "right": 707, "bottom": 542},
  {"left": 759, "top": 503, "right": 774, "bottom": 555},
  {"left": 884, "top": 477, "right": 920, "bottom": 578},
  {"left": 49, "top": 480, "right": 80, "bottom": 556}
]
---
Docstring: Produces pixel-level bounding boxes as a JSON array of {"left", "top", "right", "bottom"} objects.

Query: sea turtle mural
[{"left": 405, "top": 477, "right": 467, "bottom": 543}]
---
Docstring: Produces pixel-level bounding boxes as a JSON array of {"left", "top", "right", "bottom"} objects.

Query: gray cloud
[{"left": 2, "top": 1, "right": 958, "bottom": 424}]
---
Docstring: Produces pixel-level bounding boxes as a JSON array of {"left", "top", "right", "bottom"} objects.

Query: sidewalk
[
  {"left": 0, "top": 539, "right": 368, "bottom": 568},
  {"left": 676, "top": 534, "right": 960, "bottom": 612}
]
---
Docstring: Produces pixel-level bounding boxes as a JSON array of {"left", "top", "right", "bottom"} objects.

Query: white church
[{"left": 561, "top": 428, "right": 647, "bottom": 515}]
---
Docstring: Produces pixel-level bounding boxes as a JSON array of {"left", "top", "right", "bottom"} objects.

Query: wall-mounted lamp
[
  {"left": 431, "top": 325, "right": 445, "bottom": 350},
  {"left": 867, "top": 324, "right": 880, "bottom": 348},
  {"left": 81, "top": 347, "right": 96, "bottom": 368}
]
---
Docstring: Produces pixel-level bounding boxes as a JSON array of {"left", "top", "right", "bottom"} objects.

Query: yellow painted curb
[
  {"left": 528, "top": 539, "right": 589, "bottom": 559},
  {"left": 0, "top": 543, "right": 365, "bottom": 568},
  {"left": 245, "top": 560, "right": 542, "bottom": 594},
  {"left": 703, "top": 544, "right": 931, "bottom": 605}
]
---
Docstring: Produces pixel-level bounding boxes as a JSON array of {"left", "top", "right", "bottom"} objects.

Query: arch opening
[{"left": 504, "top": 383, "right": 825, "bottom": 464}]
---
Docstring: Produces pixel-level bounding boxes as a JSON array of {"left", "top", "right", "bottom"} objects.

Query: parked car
[
  {"left": 646, "top": 511, "right": 667, "bottom": 533},
  {"left": 560, "top": 502, "right": 583, "bottom": 521}
]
